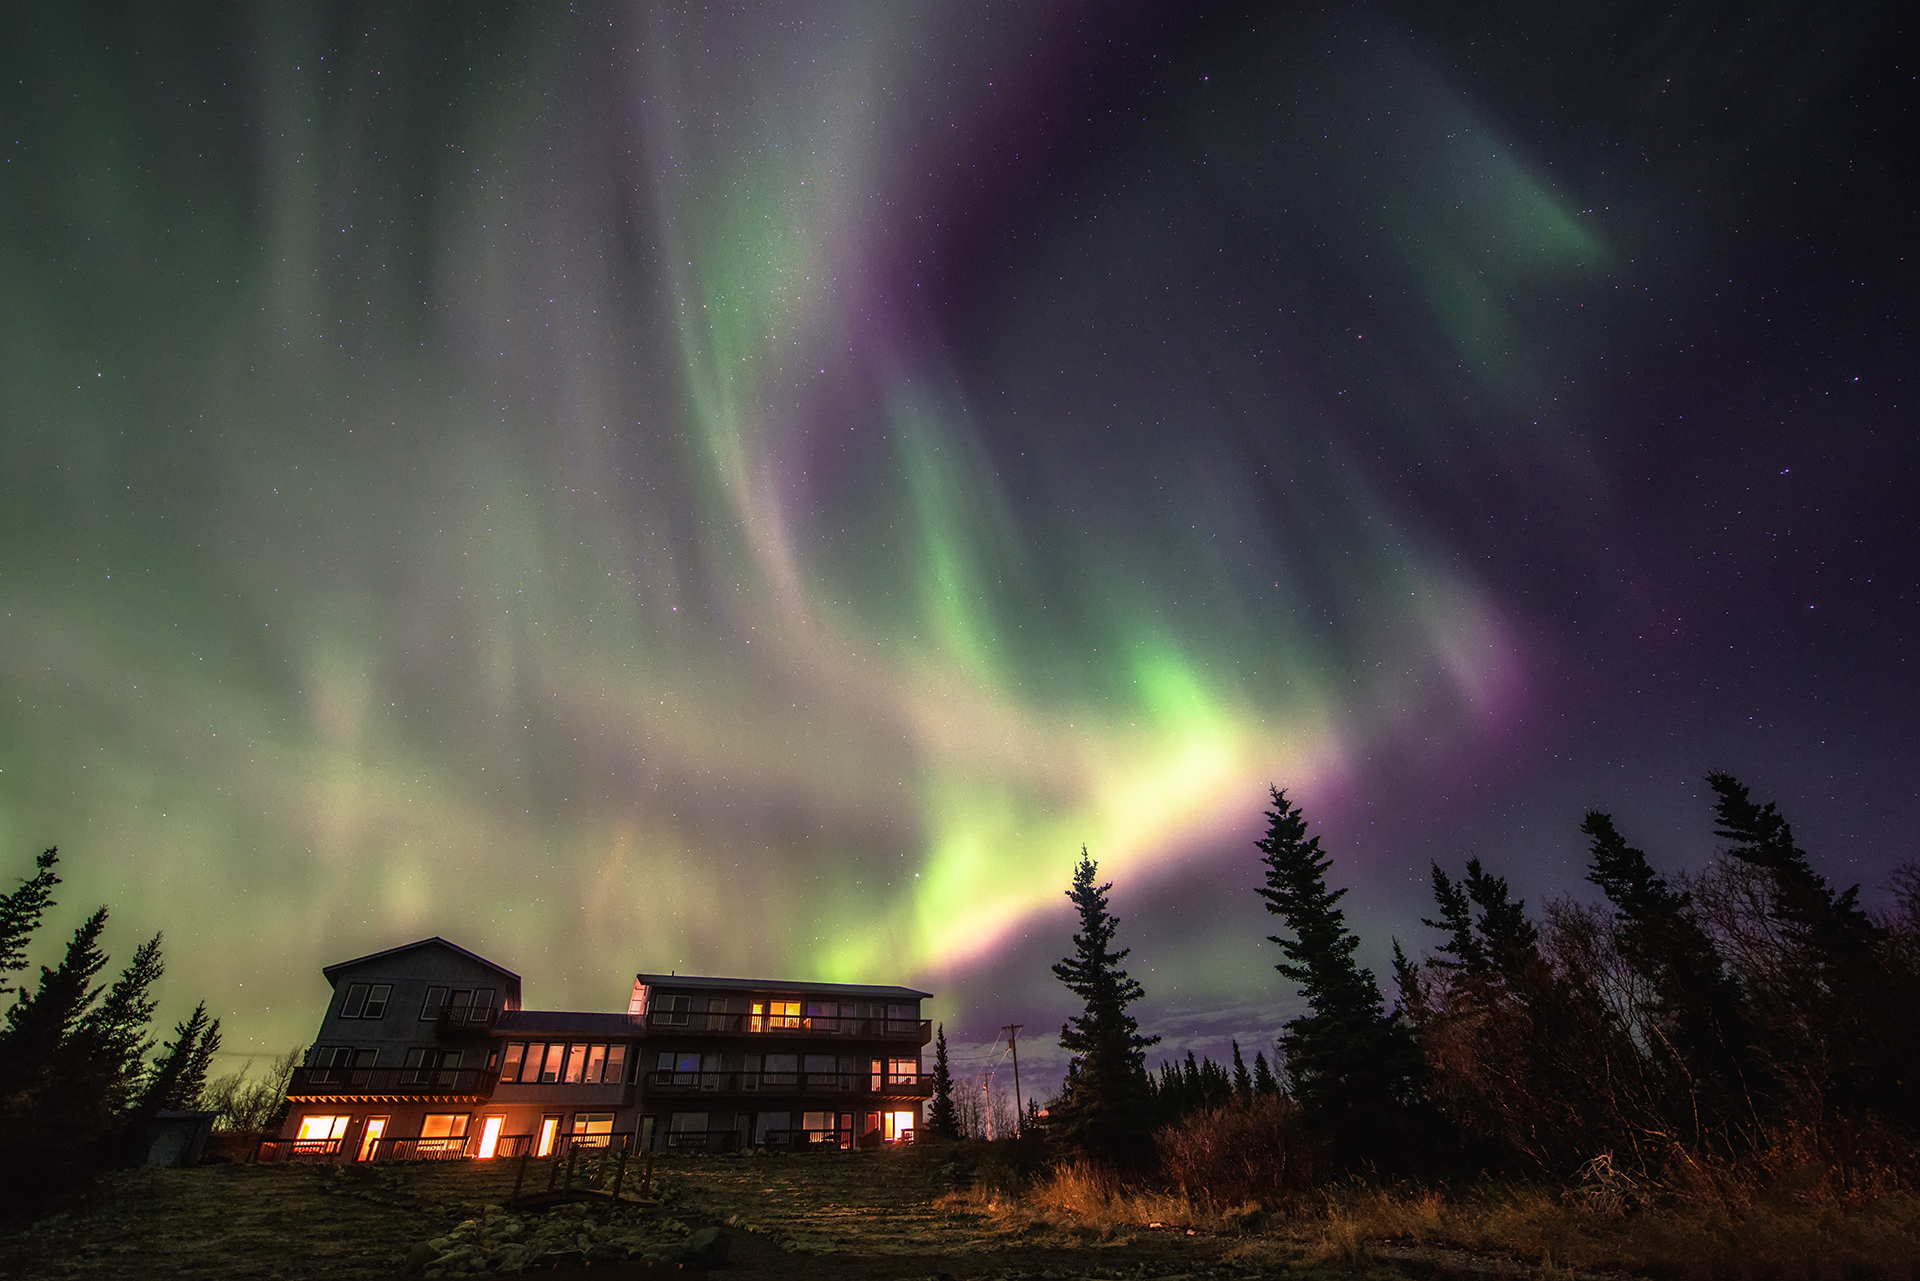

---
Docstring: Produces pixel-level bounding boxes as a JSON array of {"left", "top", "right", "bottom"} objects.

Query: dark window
[
  {"left": 340, "top": 982, "right": 392, "bottom": 1019},
  {"left": 605, "top": 1044, "right": 628, "bottom": 1083},
  {"left": 421, "top": 986, "right": 448, "bottom": 1019},
  {"left": 657, "top": 995, "right": 691, "bottom": 1025}
]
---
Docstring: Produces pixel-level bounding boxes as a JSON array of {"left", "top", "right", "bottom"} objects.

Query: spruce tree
[
  {"left": 1251, "top": 1049, "right": 1279, "bottom": 1097},
  {"left": 0, "top": 849, "right": 60, "bottom": 997},
  {"left": 1051, "top": 849, "right": 1159, "bottom": 1162},
  {"left": 1230, "top": 1040, "right": 1252, "bottom": 1104},
  {"left": 926, "top": 1024, "right": 961, "bottom": 1141},
  {"left": 1255, "top": 786, "right": 1420, "bottom": 1158},
  {"left": 1582, "top": 809, "right": 1758, "bottom": 1137},
  {"left": 135, "top": 1002, "right": 221, "bottom": 1115}
]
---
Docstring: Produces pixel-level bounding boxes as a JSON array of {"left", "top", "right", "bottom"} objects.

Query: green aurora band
[{"left": 0, "top": 7, "right": 1600, "bottom": 1064}]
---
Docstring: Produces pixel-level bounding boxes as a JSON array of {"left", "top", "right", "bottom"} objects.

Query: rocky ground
[{"left": 0, "top": 1148, "right": 1567, "bottom": 1280}]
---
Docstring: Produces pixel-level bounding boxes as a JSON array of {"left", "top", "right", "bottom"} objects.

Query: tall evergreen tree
[
  {"left": 135, "top": 1002, "right": 221, "bottom": 1115},
  {"left": 1581, "top": 810, "right": 1758, "bottom": 1139},
  {"left": 1255, "top": 786, "right": 1420, "bottom": 1158},
  {"left": 1231, "top": 1040, "right": 1252, "bottom": 1103},
  {"left": 1251, "top": 1050, "right": 1279, "bottom": 1098},
  {"left": 925, "top": 1024, "right": 960, "bottom": 1141},
  {"left": 1707, "top": 773, "right": 1878, "bottom": 956},
  {"left": 1051, "top": 849, "right": 1158, "bottom": 1162},
  {"left": 0, "top": 849, "right": 60, "bottom": 997}
]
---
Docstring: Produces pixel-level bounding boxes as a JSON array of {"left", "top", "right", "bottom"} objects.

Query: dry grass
[{"left": 939, "top": 1161, "right": 1920, "bottom": 1279}]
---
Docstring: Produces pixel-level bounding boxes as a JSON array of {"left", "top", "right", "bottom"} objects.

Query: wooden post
[
  {"left": 546, "top": 1142, "right": 562, "bottom": 1193},
  {"left": 612, "top": 1139, "right": 631, "bottom": 1201},
  {"left": 639, "top": 1152, "right": 655, "bottom": 1198},
  {"left": 564, "top": 1141, "right": 579, "bottom": 1191},
  {"left": 510, "top": 1146, "right": 531, "bottom": 1205}
]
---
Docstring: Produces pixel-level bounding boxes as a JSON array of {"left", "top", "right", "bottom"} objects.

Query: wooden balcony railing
[
  {"left": 645, "top": 1012, "right": 933, "bottom": 1044},
  {"left": 646, "top": 1069, "right": 932, "bottom": 1097},
  {"left": 427, "top": 1004, "right": 500, "bottom": 1035},
  {"left": 286, "top": 1066, "right": 498, "bottom": 1100},
  {"left": 660, "top": 1126, "right": 916, "bottom": 1153}
]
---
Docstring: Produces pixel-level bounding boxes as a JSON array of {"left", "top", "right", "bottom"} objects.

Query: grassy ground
[{"left": 2, "top": 1146, "right": 1915, "bottom": 1279}]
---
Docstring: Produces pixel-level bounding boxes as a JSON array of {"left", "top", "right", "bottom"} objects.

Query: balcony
[
  {"left": 646, "top": 1069, "right": 932, "bottom": 1098},
  {"left": 427, "top": 1004, "right": 500, "bottom": 1037},
  {"left": 286, "top": 1065, "right": 498, "bottom": 1102},
  {"left": 645, "top": 1012, "right": 933, "bottom": 1045}
]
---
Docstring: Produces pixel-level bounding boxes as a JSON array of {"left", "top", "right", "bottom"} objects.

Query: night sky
[{"left": 2, "top": 2, "right": 1913, "bottom": 1094}]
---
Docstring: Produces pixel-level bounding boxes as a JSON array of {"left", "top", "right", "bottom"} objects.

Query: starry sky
[{"left": 1, "top": 2, "right": 1913, "bottom": 1092}]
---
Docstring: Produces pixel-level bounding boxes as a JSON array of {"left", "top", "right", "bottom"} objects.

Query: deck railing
[
  {"left": 645, "top": 1012, "right": 933, "bottom": 1044},
  {"left": 645, "top": 1069, "right": 932, "bottom": 1097},
  {"left": 286, "top": 1065, "right": 498, "bottom": 1098}
]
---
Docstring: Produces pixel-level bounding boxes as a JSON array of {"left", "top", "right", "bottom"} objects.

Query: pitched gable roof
[{"left": 321, "top": 936, "right": 521, "bottom": 986}]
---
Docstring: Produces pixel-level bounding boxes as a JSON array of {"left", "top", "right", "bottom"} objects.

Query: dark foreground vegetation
[
  {"left": 941, "top": 775, "right": 1920, "bottom": 1278},
  {"left": 0, "top": 847, "right": 225, "bottom": 1207}
]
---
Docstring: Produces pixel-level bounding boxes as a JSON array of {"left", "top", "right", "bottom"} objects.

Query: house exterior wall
[
  {"left": 274, "top": 941, "right": 934, "bottom": 1163},
  {"left": 634, "top": 977, "right": 932, "bottom": 1153}
]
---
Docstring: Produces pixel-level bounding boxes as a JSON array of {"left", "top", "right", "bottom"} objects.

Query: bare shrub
[{"left": 1155, "top": 1094, "right": 1315, "bottom": 1208}]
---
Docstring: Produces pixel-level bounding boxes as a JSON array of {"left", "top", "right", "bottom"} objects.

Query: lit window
[
  {"left": 297, "top": 1115, "right": 349, "bottom": 1141},
  {"left": 885, "top": 1111, "right": 916, "bottom": 1141},
  {"left": 500, "top": 1043, "right": 528, "bottom": 1083},
  {"left": 767, "top": 1000, "right": 801, "bottom": 1029},
  {"left": 628, "top": 982, "right": 650, "bottom": 1016},
  {"left": 604, "top": 1044, "right": 628, "bottom": 1083},
  {"left": 539, "top": 1043, "right": 566, "bottom": 1083},
  {"left": 574, "top": 1113, "right": 614, "bottom": 1147},
  {"left": 564, "top": 1043, "right": 589, "bottom": 1084},
  {"left": 801, "top": 1111, "right": 834, "bottom": 1143},
  {"left": 421, "top": 1113, "right": 469, "bottom": 1139},
  {"left": 888, "top": 1058, "right": 919, "bottom": 1086},
  {"left": 585, "top": 1044, "right": 608, "bottom": 1083}
]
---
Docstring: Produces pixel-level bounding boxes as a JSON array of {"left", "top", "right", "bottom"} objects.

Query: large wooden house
[{"left": 271, "top": 937, "right": 931, "bottom": 1161}]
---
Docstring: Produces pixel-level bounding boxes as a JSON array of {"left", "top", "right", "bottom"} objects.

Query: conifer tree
[
  {"left": 1231, "top": 1040, "right": 1252, "bottom": 1104},
  {"left": 926, "top": 1024, "right": 961, "bottom": 1141},
  {"left": 135, "top": 1002, "right": 222, "bottom": 1115},
  {"left": 1581, "top": 810, "right": 1758, "bottom": 1136},
  {"left": 1255, "top": 786, "right": 1420, "bottom": 1158},
  {"left": 0, "top": 849, "right": 60, "bottom": 997},
  {"left": 1251, "top": 1049, "right": 1279, "bottom": 1097},
  {"left": 1051, "top": 849, "right": 1158, "bottom": 1162}
]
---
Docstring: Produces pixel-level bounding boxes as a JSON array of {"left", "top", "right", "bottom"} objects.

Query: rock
[
  {"left": 401, "top": 1242, "right": 439, "bottom": 1277},
  {"left": 681, "top": 1225, "right": 731, "bottom": 1267},
  {"left": 586, "top": 1243, "right": 625, "bottom": 1264}
]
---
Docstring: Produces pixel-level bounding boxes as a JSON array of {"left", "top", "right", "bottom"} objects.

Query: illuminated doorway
[
  {"left": 536, "top": 1115, "right": 560, "bottom": 1157},
  {"left": 358, "top": 1116, "right": 388, "bottom": 1161},
  {"left": 477, "top": 1115, "right": 504, "bottom": 1159}
]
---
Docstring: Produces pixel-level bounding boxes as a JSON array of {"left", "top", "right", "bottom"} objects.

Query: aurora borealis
[{"left": 2, "top": 2, "right": 1913, "bottom": 1087}]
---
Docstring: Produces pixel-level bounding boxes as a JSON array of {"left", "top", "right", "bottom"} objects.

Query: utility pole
[
  {"left": 981, "top": 1071, "right": 994, "bottom": 1141},
  {"left": 1002, "top": 1024, "right": 1024, "bottom": 1135}
]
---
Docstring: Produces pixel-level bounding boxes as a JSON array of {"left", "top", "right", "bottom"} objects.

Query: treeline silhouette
[
  {"left": 0, "top": 848, "right": 222, "bottom": 1207},
  {"left": 1030, "top": 775, "right": 1920, "bottom": 1205}
]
